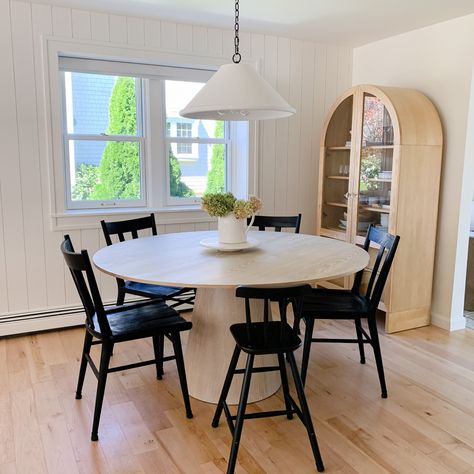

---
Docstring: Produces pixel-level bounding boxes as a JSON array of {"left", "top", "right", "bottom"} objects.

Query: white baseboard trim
[
  {"left": 431, "top": 311, "right": 466, "bottom": 331},
  {"left": 0, "top": 299, "right": 194, "bottom": 337}
]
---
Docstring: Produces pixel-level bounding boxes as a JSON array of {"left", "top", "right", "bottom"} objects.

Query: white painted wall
[
  {"left": 353, "top": 14, "right": 474, "bottom": 330},
  {"left": 0, "top": 0, "right": 352, "bottom": 334}
]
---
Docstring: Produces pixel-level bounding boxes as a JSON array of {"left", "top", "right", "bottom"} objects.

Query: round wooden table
[{"left": 93, "top": 230, "right": 369, "bottom": 404}]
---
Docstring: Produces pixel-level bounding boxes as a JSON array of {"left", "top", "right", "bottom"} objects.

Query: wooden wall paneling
[
  {"left": 286, "top": 39, "right": 303, "bottom": 215},
  {"left": 309, "top": 45, "right": 328, "bottom": 233},
  {"left": 164, "top": 224, "right": 180, "bottom": 234},
  {"left": 71, "top": 9, "right": 91, "bottom": 40},
  {"left": 274, "top": 37, "right": 291, "bottom": 214},
  {"left": 0, "top": 0, "right": 29, "bottom": 313},
  {"left": 250, "top": 33, "right": 265, "bottom": 201},
  {"left": 207, "top": 28, "right": 223, "bottom": 57},
  {"left": 31, "top": 3, "right": 66, "bottom": 310},
  {"left": 127, "top": 17, "right": 145, "bottom": 46},
  {"left": 144, "top": 19, "right": 161, "bottom": 49},
  {"left": 239, "top": 32, "right": 251, "bottom": 60},
  {"left": 179, "top": 223, "right": 195, "bottom": 232},
  {"left": 324, "top": 45, "right": 339, "bottom": 114},
  {"left": 161, "top": 21, "right": 177, "bottom": 51},
  {"left": 90, "top": 12, "right": 109, "bottom": 42},
  {"left": 192, "top": 26, "right": 208, "bottom": 54},
  {"left": 177, "top": 23, "right": 193, "bottom": 52},
  {"left": 337, "top": 46, "right": 352, "bottom": 99},
  {"left": 109, "top": 14, "right": 127, "bottom": 44},
  {"left": 0, "top": 187, "right": 9, "bottom": 314},
  {"left": 260, "top": 35, "right": 278, "bottom": 214},
  {"left": 80, "top": 227, "right": 102, "bottom": 291},
  {"left": 51, "top": 6, "right": 72, "bottom": 38},
  {"left": 297, "top": 42, "right": 316, "bottom": 234},
  {"left": 222, "top": 29, "right": 234, "bottom": 60},
  {"left": 11, "top": 1, "right": 48, "bottom": 310},
  {"left": 194, "top": 222, "right": 211, "bottom": 231}
]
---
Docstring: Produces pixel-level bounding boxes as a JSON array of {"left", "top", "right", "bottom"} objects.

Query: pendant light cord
[{"left": 233, "top": 0, "right": 241, "bottom": 63}]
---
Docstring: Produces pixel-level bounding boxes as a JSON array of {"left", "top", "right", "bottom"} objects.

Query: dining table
[{"left": 93, "top": 230, "right": 369, "bottom": 404}]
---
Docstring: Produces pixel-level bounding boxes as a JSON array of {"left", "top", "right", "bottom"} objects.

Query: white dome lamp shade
[{"left": 179, "top": 1, "right": 295, "bottom": 121}]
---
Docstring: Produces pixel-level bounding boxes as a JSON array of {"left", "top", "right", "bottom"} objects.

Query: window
[
  {"left": 164, "top": 80, "right": 229, "bottom": 203},
  {"left": 56, "top": 55, "right": 247, "bottom": 215},
  {"left": 61, "top": 71, "right": 145, "bottom": 209},
  {"left": 176, "top": 123, "right": 192, "bottom": 154}
]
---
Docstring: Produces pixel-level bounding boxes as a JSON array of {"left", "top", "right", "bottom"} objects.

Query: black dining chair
[
  {"left": 299, "top": 225, "right": 400, "bottom": 398},
  {"left": 61, "top": 235, "right": 193, "bottom": 441},
  {"left": 212, "top": 285, "right": 325, "bottom": 474},
  {"left": 247, "top": 213, "right": 302, "bottom": 233},
  {"left": 100, "top": 214, "right": 196, "bottom": 309}
]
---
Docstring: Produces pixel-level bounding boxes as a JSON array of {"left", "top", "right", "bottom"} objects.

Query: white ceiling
[{"left": 33, "top": 0, "right": 474, "bottom": 46}]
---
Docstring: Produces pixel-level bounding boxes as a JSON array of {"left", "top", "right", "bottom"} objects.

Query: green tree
[
  {"left": 91, "top": 77, "right": 140, "bottom": 200},
  {"left": 72, "top": 163, "right": 99, "bottom": 200},
  {"left": 169, "top": 148, "right": 194, "bottom": 197},
  {"left": 205, "top": 121, "right": 225, "bottom": 194}
]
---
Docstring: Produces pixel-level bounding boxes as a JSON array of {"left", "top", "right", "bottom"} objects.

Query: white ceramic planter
[{"left": 218, "top": 214, "right": 255, "bottom": 244}]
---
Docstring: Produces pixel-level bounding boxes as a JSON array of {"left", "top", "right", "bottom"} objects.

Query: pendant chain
[{"left": 232, "top": 0, "right": 241, "bottom": 63}]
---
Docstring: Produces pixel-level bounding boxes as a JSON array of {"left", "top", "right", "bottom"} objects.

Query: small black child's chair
[
  {"left": 299, "top": 225, "right": 400, "bottom": 398},
  {"left": 248, "top": 213, "right": 302, "bottom": 233},
  {"left": 61, "top": 235, "right": 193, "bottom": 441},
  {"left": 212, "top": 285, "right": 325, "bottom": 474},
  {"left": 100, "top": 214, "right": 195, "bottom": 308}
]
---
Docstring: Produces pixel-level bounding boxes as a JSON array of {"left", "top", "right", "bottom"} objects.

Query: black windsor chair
[
  {"left": 299, "top": 225, "right": 400, "bottom": 398},
  {"left": 247, "top": 213, "right": 302, "bottom": 233},
  {"left": 61, "top": 235, "right": 193, "bottom": 441},
  {"left": 212, "top": 285, "right": 325, "bottom": 474},
  {"left": 100, "top": 214, "right": 195, "bottom": 308}
]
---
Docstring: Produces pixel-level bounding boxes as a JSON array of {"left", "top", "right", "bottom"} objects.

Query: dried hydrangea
[
  {"left": 233, "top": 200, "right": 254, "bottom": 219},
  {"left": 201, "top": 192, "right": 236, "bottom": 217},
  {"left": 201, "top": 192, "right": 263, "bottom": 219},
  {"left": 248, "top": 195, "right": 262, "bottom": 214}
]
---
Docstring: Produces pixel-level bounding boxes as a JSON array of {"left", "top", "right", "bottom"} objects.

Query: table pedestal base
[{"left": 184, "top": 287, "right": 281, "bottom": 404}]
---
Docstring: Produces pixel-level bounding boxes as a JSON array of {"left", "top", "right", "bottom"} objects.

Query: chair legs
[
  {"left": 214, "top": 347, "right": 325, "bottom": 474},
  {"left": 368, "top": 318, "right": 387, "bottom": 398},
  {"left": 354, "top": 318, "right": 366, "bottom": 364},
  {"left": 170, "top": 332, "right": 193, "bottom": 419},
  {"left": 227, "top": 354, "right": 254, "bottom": 474},
  {"left": 152, "top": 334, "right": 165, "bottom": 379},
  {"left": 212, "top": 346, "right": 241, "bottom": 428},
  {"left": 91, "top": 341, "right": 112, "bottom": 441},
  {"left": 300, "top": 316, "right": 315, "bottom": 386},
  {"left": 278, "top": 353, "right": 293, "bottom": 420},
  {"left": 76, "top": 331, "right": 93, "bottom": 399},
  {"left": 287, "top": 352, "right": 325, "bottom": 473}
]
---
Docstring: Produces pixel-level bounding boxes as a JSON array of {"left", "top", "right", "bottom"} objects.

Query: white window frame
[
  {"left": 60, "top": 71, "right": 147, "bottom": 210},
  {"left": 43, "top": 38, "right": 259, "bottom": 231}
]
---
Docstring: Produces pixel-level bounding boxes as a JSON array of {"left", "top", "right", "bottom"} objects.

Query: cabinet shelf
[
  {"left": 325, "top": 201, "right": 348, "bottom": 208},
  {"left": 359, "top": 206, "right": 390, "bottom": 213},
  {"left": 362, "top": 145, "right": 394, "bottom": 150},
  {"left": 327, "top": 175, "right": 350, "bottom": 180},
  {"left": 326, "top": 146, "right": 351, "bottom": 151}
]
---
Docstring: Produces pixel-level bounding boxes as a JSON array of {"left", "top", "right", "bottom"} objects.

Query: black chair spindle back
[{"left": 248, "top": 214, "right": 302, "bottom": 233}]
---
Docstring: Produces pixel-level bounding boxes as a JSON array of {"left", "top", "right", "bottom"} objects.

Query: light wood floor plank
[{"left": 3, "top": 321, "right": 474, "bottom": 473}]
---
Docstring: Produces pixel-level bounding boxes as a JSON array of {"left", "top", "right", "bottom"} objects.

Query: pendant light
[{"left": 179, "top": 0, "right": 295, "bottom": 121}]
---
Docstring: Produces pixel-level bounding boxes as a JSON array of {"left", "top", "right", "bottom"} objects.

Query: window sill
[{"left": 51, "top": 206, "right": 215, "bottom": 231}]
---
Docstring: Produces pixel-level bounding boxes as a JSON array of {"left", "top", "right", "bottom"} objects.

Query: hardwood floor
[{"left": 2, "top": 317, "right": 474, "bottom": 473}]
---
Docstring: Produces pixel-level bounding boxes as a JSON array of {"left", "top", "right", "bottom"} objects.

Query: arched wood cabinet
[{"left": 316, "top": 84, "right": 443, "bottom": 333}]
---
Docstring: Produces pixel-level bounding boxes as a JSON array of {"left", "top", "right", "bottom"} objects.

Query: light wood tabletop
[{"left": 93, "top": 231, "right": 369, "bottom": 404}]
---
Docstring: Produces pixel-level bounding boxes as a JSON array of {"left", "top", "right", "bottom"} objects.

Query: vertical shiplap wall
[{"left": 0, "top": 0, "right": 352, "bottom": 331}]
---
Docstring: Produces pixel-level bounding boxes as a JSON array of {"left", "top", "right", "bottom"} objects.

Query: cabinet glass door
[
  {"left": 320, "top": 95, "right": 353, "bottom": 238},
  {"left": 356, "top": 93, "right": 393, "bottom": 238}
]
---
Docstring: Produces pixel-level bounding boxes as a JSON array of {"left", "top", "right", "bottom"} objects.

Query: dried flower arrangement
[{"left": 201, "top": 192, "right": 262, "bottom": 219}]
